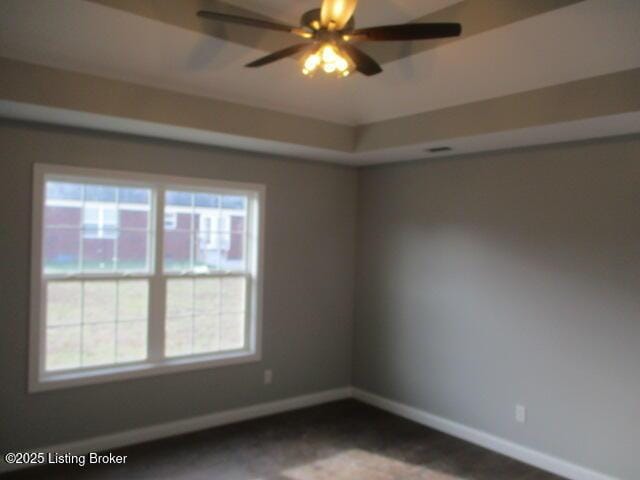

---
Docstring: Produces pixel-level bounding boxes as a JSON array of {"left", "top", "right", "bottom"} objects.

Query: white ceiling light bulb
[
  {"left": 323, "top": 62, "right": 337, "bottom": 73},
  {"left": 304, "top": 54, "right": 320, "bottom": 71},
  {"left": 322, "top": 45, "right": 338, "bottom": 64}
]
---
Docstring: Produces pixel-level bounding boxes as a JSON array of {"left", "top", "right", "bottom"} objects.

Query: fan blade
[
  {"left": 320, "top": 0, "right": 358, "bottom": 30},
  {"left": 341, "top": 44, "right": 382, "bottom": 76},
  {"left": 349, "top": 23, "right": 462, "bottom": 41},
  {"left": 198, "top": 10, "right": 304, "bottom": 36},
  {"left": 246, "top": 44, "right": 312, "bottom": 68}
]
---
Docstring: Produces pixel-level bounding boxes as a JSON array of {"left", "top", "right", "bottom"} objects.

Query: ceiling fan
[{"left": 197, "top": 0, "right": 462, "bottom": 78}]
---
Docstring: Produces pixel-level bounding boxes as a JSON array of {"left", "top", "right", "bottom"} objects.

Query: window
[{"left": 30, "top": 164, "right": 264, "bottom": 391}]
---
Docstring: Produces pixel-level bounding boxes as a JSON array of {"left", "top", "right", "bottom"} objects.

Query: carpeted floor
[{"left": 2, "top": 400, "right": 565, "bottom": 479}]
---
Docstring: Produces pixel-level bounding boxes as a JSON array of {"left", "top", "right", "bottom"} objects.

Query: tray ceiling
[{"left": 1, "top": 0, "right": 639, "bottom": 165}]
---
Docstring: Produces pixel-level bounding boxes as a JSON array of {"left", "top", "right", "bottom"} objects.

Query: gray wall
[
  {"left": 2, "top": 121, "right": 639, "bottom": 479},
  {"left": 353, "top": 137, "right": 640, "bottom": 480},
  {"left": 0, "top": 121, "right": 357, "bottom": 450}
]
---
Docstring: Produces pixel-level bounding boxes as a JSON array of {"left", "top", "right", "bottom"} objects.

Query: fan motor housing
[{"left": 301, "top": 8, "right": 355, "bottom": 31}]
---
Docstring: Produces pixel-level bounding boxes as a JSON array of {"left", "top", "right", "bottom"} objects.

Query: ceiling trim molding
[
  {"left": 0, "top": 56, "right": 353, "bottom": 153},
  {"left": 356, "top": 67, "right": 640, "bottom": 151},
  {"left": 0, "top": 100, "right": 355, "bottom": 165},
  {"left": 1, "top": 57, "right": 638, "bottom": 165}
]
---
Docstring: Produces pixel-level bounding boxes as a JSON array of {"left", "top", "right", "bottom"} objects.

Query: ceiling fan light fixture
[
  {"left": 198, "top": 1, "right": 462, "bottom": 79},
  {"left": 301, "top": 43, "right": 352, "bottom": 78}
]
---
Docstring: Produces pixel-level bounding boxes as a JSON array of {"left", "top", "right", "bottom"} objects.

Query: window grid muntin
[{"left": 82, "top": 203, "right": 119, "bottom": 239}]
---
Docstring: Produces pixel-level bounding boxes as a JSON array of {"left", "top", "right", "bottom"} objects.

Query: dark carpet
[{"left": 2, "top": 400, "right": 565, "bottom": 479}]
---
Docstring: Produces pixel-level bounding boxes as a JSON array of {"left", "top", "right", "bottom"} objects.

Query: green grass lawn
[{"left": 45, "top": 277, "right": 246, "bottom": 371}]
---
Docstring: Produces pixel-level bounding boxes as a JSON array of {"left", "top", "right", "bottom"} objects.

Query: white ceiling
[
  {"left": 1, "top": 0, "right": 639, "bottom": 126},
  {"left": 350, "top": 0, "right": 640, "bottom": 123}
]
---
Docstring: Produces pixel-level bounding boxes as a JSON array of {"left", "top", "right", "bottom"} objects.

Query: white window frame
[{"left": 29, "top": 164, "right": 265, "bottom": 392}]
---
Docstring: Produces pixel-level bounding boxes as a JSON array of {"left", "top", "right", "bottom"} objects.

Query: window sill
[{"left": 30, "top": 350, "right": 261, "bottom": 393}]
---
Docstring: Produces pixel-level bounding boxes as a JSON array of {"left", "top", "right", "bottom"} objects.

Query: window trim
[{"left": 30, "top": 164, "right": 265, "bottom": 393}]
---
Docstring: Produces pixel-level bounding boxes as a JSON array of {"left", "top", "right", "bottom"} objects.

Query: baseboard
[
  {"left": 0, "top": 387, "right": 352, "bottom": 474},
  {"left": 1, "top": 386, "right": 619, "bottom": 480},
  {"left": 352, "top": 388, "right": 617, "bottom": 480}
]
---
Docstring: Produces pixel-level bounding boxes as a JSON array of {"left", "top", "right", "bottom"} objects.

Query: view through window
[{"left": 33, "top": 166, "right": 263, "bottom": 390}]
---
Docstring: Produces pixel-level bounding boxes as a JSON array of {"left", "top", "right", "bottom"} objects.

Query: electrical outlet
[
  {"left": 515, "top": 404, "right": 526, "bottom": 424},
  {"left": 264, "top": 369, "right": 273, "bottom": 385}
]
